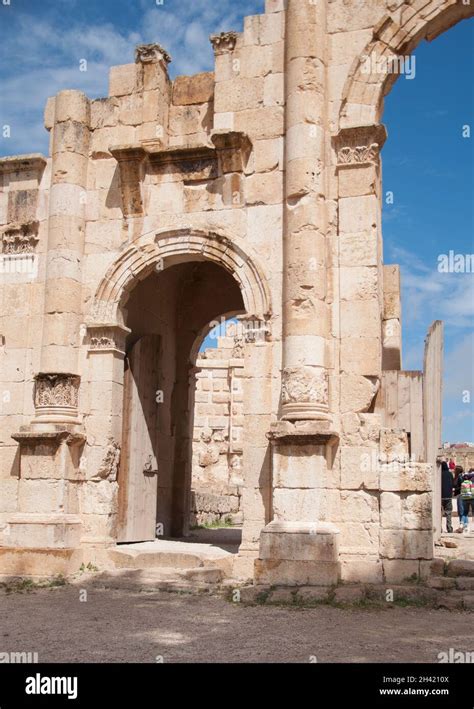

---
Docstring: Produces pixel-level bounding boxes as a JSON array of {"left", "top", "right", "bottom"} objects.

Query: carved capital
[
  {"left": 2, "top": 221, "right": 39, "bottom": 254},
  {"left": 210, "top": 32, "right": 238, "bottom": 55},
  {"left": 135, "top": 43, "right": 171, "bottom": 65},
  {"left": 333, "top": 124, "right": 387, "bottom": 167},
  {"left": 35, "top": 374, "right": 81, "bottom": 413},
  {"left": 281, "top": 366, "right": 329, "bottom": 421},
  {"left": 86, "top": 323, "right": 130, "bottom": 354}
]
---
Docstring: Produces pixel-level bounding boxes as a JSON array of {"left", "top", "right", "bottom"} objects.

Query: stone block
[
  {"left": 109, "top": 64, "right": 142, "bottom": 97},
  {"left": 340, "top": 266, "right": 378, "bottom": 301},
  {"left": 341, "top": 336, "right": 381, "bottom": 376},
  {"left": 380, "top": 462, "right": 432, "bottom": 492},
  {"left": 259, "top": 523, "right": 339, "bottom": 562},
  {"left": 340, "top": 445, "right": 380, "bottom": 490},
  {"left": 446, "top": 560, "right": 474, "bottom": 578},
  {"left": 173, "top": 73, "right": 214, "bottom": 105},
  {"left": 341, "top": 300, "right": 381, "bottom": 339},
  {"left": 383, "top": 559, "right": 421, "bottom": 584},
  {"left": 340, "top": 556, "right": 383, "bottom": 584},
  {"left": 340, "top": 373, "right": 379, "bottom": 414},
  {"left": 380, "top": 530, "right": 433, "bottom": 560},
  {"left": 255, "top": 558, "right": 339, "bottom": 587}
]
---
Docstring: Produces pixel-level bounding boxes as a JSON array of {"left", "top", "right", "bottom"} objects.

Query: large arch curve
[
  {"left": 90, "top": 228, "right": 272, "bottom": 326},
  {"left": 340, "top": 0, "right": 474, "bottom": 128}
]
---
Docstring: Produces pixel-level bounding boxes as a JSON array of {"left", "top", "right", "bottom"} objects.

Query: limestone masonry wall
[{"left": 0, "top": 0, "right": 471, "bottom": 583}]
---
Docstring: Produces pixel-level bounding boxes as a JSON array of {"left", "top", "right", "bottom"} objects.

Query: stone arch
[
  {"left": 340, "top": 0, "right": 474, "bottom": 128},
  {"left": 90, "top": 228, "right": 272, "bottom": 326}
]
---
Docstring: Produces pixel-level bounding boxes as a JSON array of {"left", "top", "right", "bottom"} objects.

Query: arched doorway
[
  {"left": 89, "top": 229, "right": 271, "bottom": 546},
  {"left": 116, "top": 259, "right": 245, "bottom": 542},
  {"left": 337, "top": 2, "right": 474, "bottom": 544}
]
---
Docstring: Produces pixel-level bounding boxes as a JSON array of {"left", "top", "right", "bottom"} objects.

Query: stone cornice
[{"left": 0, "top": 154, "right": 47, "bottom": 175}]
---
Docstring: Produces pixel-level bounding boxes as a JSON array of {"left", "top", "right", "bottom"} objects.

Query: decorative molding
[
  {"left": 135, "top": 43, "right": 171, "bottom": 65},
  {"left": 34, "top": 374, "right": 80, "bottom": 409},
  {"left": 210, "top": 32, "right": 238, "bottom": 55},
  {"left": 267, "top": 419, "right": 338, "bottom": 446},
  {"left": 145, "top": 143, "right": 218, "bottom": 182},
  {"left": 337, "top": 143, "right": 380, "bottom": 165},
  {"left": 86, "top": 323, "right": 130, "bottom": 354},
  {"left": 0, "top": 154, "right": 47, "bottom": 176},
  {"left": 232, "top": 336, "right": 245, "bottom": 358},
  {"left": 333, "top": 124, "right": 387, "bottom": 167},
  {"left": 2, "top": 221, "right": 39, "bottom": 254}
]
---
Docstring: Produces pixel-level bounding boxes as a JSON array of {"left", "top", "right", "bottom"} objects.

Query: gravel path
[{"left": 1, "top": 586, "right": 472, "bottom": 663}]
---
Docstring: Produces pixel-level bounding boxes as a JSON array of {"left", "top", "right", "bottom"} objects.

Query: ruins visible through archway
[{"left": 116, "top": 259, "right": 245, "bottom": 543}]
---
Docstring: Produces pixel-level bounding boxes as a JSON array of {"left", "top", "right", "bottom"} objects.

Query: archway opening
[
  {"left": 380, "top": 18, "right": 474, "bottom": 538},
  {"left": 187, "top": 317, "right": 246, "bottom": 553},
  {"left": 116, "top": 257, "right": 245, "bottom": 543}
]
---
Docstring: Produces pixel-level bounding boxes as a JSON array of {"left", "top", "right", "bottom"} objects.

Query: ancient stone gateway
[{"left": 0, "top": 0, "right": 472, "bottom": 585}]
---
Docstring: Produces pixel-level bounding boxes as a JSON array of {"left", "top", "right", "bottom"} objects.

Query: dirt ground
[{"left": 0, "top": 585, "right": 472, "bottom": 663}]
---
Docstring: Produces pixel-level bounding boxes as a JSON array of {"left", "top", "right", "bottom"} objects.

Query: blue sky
[{"left": 0, "top": 1, "right": 472, "bottom": 442}]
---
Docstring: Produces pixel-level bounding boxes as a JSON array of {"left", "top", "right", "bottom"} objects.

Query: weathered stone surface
[
  {"left": 173, "top": 73, "right": 214, "bottom": 106},
  {"left": 1, "top": 0, "right": 455, "bottom": 588},
  {"left": 446, "top": 560, "right": 474, "bottom": 578}
]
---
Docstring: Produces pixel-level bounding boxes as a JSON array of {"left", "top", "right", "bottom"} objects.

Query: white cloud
[
  {"left": 0, "top": 1, "right": 263, "bottom": 155},
  {"left": 387, "top": 244, "right": 474, "bottom": 330}
]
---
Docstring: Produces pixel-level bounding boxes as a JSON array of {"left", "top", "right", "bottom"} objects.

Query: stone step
[
  {"left": 108, "top": 540, "right": 234, "bottom": 576},
  {"left": 446, "top": 560, "right": 474, "bottom": 577},
  {"left": 81, "top": 567, "right": 225, "bottom": 593},
  {"left": 428, "top": 576, "right": 474, "bottom": 591}
]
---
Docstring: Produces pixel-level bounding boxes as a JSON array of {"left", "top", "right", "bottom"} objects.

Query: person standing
[
  {"left": 453, "top": 466, "right": 466, "bottom": 533},
  {"left": 459, "top": 468, "right": 474, "bottom": 534},
  {"left": 441, "top": 461, "right": 454, "bottom": 534}
]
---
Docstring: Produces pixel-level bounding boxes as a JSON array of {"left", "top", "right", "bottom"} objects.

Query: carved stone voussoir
[
  {"left": 210, "top": 32, "right": 238, "bottom": 55},
  {"left": 34, "top": 374, "right": 80, "bottom": 409},
  {"left": 135, "top": 43, "right": 171, "bottom": 65}
]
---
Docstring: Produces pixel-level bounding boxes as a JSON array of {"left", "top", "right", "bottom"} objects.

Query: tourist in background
[
  {"left": 453, "top": 466, "right": 466, "bottom": 533},
  {"left": 459, "top": 468, "right": 474, "bottom": 534},
  {"left": 441, "top": 461, "right": 454, "bottom": 534}
]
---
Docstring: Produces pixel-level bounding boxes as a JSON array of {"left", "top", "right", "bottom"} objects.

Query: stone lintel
[
  {"left": 333, "top": 124, "right": 387, "bottom": 167},
  {"left": 0, "top": 153, "right": 47, "bottom": 175},
  {"left": 267, "top": 419, "right": 339, "bottom": 445}
]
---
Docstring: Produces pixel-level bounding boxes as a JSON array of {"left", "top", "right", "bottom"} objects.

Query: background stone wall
[{"left": 190, "top": 328, "right": 245, "bottom": 527}]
